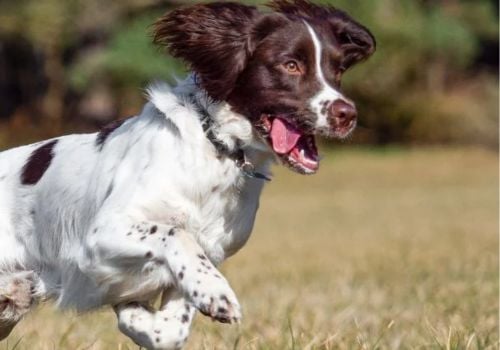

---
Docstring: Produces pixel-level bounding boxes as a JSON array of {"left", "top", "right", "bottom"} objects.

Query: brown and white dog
[{"left": 0, "top": 1, "right": 375, "bottom": 348}]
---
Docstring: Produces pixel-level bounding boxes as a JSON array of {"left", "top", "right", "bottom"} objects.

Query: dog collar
[
  {"left": 191, "top": 95, "right": 271, "bottom": 182},
  {"left": 233, "top": 149, "right": 272, "bottom": 181}
]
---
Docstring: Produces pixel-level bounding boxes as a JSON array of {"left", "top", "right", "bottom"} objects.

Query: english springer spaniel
[{"left": 0, "top": 0, "right": 375, "bottom": 348}]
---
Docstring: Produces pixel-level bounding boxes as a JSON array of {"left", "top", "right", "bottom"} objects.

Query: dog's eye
[{"left": 283, "top": 60, "right": 301, "bottom": 75}]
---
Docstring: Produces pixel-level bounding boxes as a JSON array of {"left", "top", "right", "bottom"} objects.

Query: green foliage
[
  {"left": 104, "top": 15, "right": 185, "bottom": 84},
  {"left": 458, "top": 1, "right": 499, "bottom": 39},
  {"left": 70, "top": 13, "right": 186, "bottom": 91},
  {"left": 0, "top": 0, "right": 79, "bottom": 48}
]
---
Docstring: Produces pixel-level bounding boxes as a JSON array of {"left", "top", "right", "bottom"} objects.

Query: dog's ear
[
  {"left": 154, "top": 2, "right": 263, "bottom": 101},
  {"left": 332, "top": 17, "right": 376, "bottom": 71},
  {"left": 268, "top": 0, "right": 376, "bottom": 70}
]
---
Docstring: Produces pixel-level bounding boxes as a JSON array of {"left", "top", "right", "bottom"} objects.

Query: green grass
[{"left": 2, "top": 147, "right": 498, "bottom": 349}]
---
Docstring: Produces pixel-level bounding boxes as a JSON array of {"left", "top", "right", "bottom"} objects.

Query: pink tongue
[{"left": 270, "top": 118, "right": 301, "bottom": 154}]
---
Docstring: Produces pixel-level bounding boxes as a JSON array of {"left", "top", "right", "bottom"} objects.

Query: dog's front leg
[
  {"left": 85, "top": 220, "right": 241, "bottom": 347},
  {"left": 155, "top": 226, "right": 242, "bottom": 324}
]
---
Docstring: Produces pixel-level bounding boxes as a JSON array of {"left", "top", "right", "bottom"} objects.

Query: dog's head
[{"left": 154, "top": 0, "right": 375, "bottom": 174}]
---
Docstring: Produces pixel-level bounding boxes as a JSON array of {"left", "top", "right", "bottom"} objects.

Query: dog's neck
[{"left": 173, "top": 75, "right": 274, "bottom": 180}]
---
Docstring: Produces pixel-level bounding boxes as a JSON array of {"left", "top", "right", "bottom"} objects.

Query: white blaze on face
[{"left": 304, "top": 22, "right": 352, "bottom": 129}]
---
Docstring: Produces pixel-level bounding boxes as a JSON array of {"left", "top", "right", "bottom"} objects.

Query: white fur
[
  {"left": 305, "top": 22, "right": 353, "bottom": 129},
  {"left": 0, "top": 76, "right": 273, "bottom": 348}
]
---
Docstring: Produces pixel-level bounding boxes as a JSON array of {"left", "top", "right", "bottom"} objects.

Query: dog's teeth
[{"left": 299, "top": 149, "right": 305, "bottom": 159}]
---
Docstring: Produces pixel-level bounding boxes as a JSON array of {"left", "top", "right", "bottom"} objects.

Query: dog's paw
[
  {"left": 188, "top": 280, "right": 241, "bottom": 324},
  {"left": 115, "top": 298, "right": 194, "bottom": 350}
]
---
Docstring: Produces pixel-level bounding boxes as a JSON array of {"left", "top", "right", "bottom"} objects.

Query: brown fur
[
  {"left": 21, "top": 140, "right": 58, "bottom": 186},
  {"left": 153, "top": 0, "right": 375, "bottom": 135},
  {"left": 153, "top": 3, "right": 261, "bottom": 101}
]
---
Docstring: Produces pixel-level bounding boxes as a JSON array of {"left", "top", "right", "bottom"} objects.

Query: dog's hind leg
[{"left": 0, "top": 271, "right": 37, "bottom": 340}]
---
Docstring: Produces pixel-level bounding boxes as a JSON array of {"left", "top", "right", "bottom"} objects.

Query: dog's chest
[
  {"left": 198, "top": 176, "right": 262, "bottom": 261},
  {"left": 186, "top": 162, "right": 266, "bottom": 263},
  {"left": 145, "top": 155, "right": 266, "bottom": 264}
]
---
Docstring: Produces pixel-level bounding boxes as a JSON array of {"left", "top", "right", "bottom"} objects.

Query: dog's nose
[{"left": 328, "top": 100, "right": 357, "bottom": 128}]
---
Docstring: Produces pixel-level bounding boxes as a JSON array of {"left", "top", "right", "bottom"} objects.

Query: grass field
[{"left": 2, "top": 147, "right": 498, "bottom": 350}]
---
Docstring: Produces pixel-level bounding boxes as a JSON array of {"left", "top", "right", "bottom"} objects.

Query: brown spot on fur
[
  {"left": 96, "top": 119, "right": 127, "bottom": 150},
  {"left": 21, "top": 140, "right": 58, "bottom": 185}
]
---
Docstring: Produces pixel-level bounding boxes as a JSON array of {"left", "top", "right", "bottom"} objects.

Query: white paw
[
  {"left": 187, "top": 275, "right": 241, "bottom": 324},
  {"left": 116, "top": 301, "right": 193, "bottom": 350}
]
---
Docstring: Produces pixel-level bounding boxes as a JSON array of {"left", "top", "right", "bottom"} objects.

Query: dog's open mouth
[{"left": 259, "top": 115, "right": 319, "bottom": 174}]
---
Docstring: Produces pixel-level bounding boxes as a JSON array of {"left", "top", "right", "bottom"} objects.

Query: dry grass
[{"left": 2, "top": 147, "right": 498, "bottom": 349}]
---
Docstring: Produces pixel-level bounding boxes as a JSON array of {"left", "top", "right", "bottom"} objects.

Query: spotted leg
[{"left": 156, "top": 226, "right": 242, "bottom": 324}]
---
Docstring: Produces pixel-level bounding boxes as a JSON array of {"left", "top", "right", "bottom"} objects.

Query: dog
[{"left": 0, "top": 0, "right": 375, "bottom": 348}]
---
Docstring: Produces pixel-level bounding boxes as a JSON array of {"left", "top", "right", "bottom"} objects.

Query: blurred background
[
  {"left": 0, "top": 0, "right": 498, "bottom": 148},
  {"left": 0, "top": 0, "right": 498, "bottom": 349}
]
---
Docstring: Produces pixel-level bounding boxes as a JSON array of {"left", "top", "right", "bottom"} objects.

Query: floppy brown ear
[
  {"left": 153, "top": 2, "right": 261, "bottom": 101},
  {"left": 334, "top": 20, "right": 376, "bottom": 70}
]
